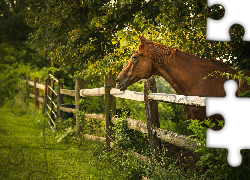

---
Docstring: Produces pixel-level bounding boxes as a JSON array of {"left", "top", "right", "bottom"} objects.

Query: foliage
[
  {"left": 205, "top": 70, "right": 250, "bottom": 97},
  {"left": 55, "top": 127, "right": 76, "bottom": 143},
  {"left": 0, "top": 0, "right": 50, "bottom": 68},
  {"left": 78, "top": 97, "right": 104, "bottom": 115},
  {"left": 0, "top": 63, "right": 31, "bottom": 105},
  {"left": 96, "top": 147, "right": 147, "bottom": 180},
  {"left": 240, "top": 91, "right": 250, "bottom": 97},
  {"left": 187, "top": 118, "right": 250, "bottom": 179},
  {"left": 0, "top": 0, "right": 40, "bottom": 42},
  {"left": 0, "top": 0, "right": 53, "bottom": 105},
  {"left": 26, "top": 0, "right": 250, "bottom": 82},
  {"left": 0, "top": 61, "right": 59, "bottom": 106},
  {"left": 25, "top": 0, "right": 158, "bottom": 68},
  {"left": 205, "top": 71, "right": 250, "bottom": 84},
  {"left": 81, "top": 117, "right": 104, "bottom": 136},
  {"left": 96, "top": 139, "right": 204, "bottom": 179},
  {"left": 145, "top": 150, "right": 204, "bottom": 180},
  {"left": 112, "top": 116, "right": 150, "bottom": 156}
]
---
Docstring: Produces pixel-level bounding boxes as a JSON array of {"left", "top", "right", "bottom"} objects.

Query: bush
[
  {"left": 187, "top": 118, "right": 250, "bottom": 179},
  {"left": 112, "top": 116, "right": 150, "bottom": 156},
  {"left": 97, "top": 148, "right": 146, "bottom": 180},
  {"left": 0, "top": 62, "right": 59, "bottom": 106}
]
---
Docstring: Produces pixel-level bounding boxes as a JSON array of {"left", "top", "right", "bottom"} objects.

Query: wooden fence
[
  {"left": 27, "top": 74, "right": 63, "bottom": 131},
  {"left": 26, "top": 73, "right": 206, "bottom": 165}
]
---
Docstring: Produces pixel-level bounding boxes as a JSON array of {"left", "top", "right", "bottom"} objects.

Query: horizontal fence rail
[
  {"left": 80, "top": 87, "right": 105, "bottom": 97},
  {"left": 111, "top": 88, "right": 144, "bottom": 101},
  {"left": 76, "top": 87, "right": 206, "bottom": 107},
  {"left": 60, "top": 89, "right": 76, "bottom": 96},
  {"left": 27, "top": 81, "right": 206, "bottom": 107},
  {"left": 59, "top": 106, "right": 76, "bottom": 113},
  {"left": 77, "top": 112, "right": 200, "bottom": 151},
  {"left": 110, "top": 88, "right": 206, "bottom": 107},
  {"left": 29, "top": 93, "right": 44, "bottom": 103},
  {"left": 28, "top": 81, "right": 45, "bottom": 90}
]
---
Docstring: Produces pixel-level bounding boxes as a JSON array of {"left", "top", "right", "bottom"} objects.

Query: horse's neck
[{"left": 154, "top": 49, "right": 235, "bottom": 96}]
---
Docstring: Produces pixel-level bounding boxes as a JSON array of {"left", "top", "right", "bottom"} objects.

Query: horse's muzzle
[{"left": 116, "top": 77, "right": 127, "bottom": 91}]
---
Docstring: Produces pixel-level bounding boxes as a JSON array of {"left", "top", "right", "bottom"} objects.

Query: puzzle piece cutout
[
  {"left": 206, "top": 79, "right": 250, "bottom": 167},
  {"left": 206, "top": 0, "right": 250, "bottom": 41},
  {"left": 0, "top": 136, "right": 48, "bottom": 178}
]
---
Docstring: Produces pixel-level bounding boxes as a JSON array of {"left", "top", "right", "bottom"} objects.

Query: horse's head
[{"left": 116, "top": 35, "right": 154, "bottom": 91}]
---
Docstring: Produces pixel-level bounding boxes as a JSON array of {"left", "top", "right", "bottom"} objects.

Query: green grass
[
  {"left": 0, "top": 100, "right": 207, "bottom": 180},
  {"left": 0, "top": 103, "right": 121, "bottom": 179}
]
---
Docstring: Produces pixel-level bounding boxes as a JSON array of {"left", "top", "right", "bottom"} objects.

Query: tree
[
  {"left": 26, "top": 0, "right": 250, "bottom": 79},
  {"left": 0, "top": 0, "right": 49, "bottom": 67},
  {"left": 0, "top": 0, "right": 49, "bottom": 105},
  {"left": 26, "top": 0, "right": 159, "bottom": 67}
]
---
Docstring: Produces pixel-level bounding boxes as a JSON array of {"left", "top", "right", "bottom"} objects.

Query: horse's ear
[{"left": 139, "top": 35, "right": 147, "bottom": 45}]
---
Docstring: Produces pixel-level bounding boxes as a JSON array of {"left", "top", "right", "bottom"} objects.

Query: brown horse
[{"left": 116, "top": 35, "right": 249, "bottom": 130}]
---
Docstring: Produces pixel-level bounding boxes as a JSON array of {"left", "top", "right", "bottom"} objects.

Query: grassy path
[{"left": 0, "top": 107, "right": 116, "bottom": 179}]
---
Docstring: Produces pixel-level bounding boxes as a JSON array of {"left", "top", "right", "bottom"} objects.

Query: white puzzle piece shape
[
  {"left": 206, "top": 0, "right": 250, "bottom": 41},
  {"left": 206, "top": 80, "right": 250, "bottom": 167}
]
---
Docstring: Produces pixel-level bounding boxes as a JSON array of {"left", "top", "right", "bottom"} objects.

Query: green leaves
[
  {"left": 111, "top": 40, "right": 118, "bottom": 45},
  {"left": 120, "top": 38, "right": 127, "bottom": 46},
  {"left": 117, "top": 31, "right": 124, "bottom": 39},
  {"left": 113, "top": 118, "right": 149, "bottom": 156},
  {"left": 187, "top": 118, "right": 233, "bottom": 178},
  {"left": 24, "top": 0, "right": 250, "bottom": 87},
  {"left": 240, "top": 91, "right": 250, "bottom": 97}
]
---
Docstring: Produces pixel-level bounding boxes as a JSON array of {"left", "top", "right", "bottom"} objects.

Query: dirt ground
[{"left": 162, "top": 142, "right": 201, "bottom": 172}]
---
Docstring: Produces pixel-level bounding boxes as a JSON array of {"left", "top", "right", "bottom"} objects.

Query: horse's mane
[
  {"left": 147, "top": 41, "right": 229, "bottom": 68},
  {"left": 147, "top": 41, "right": 176, "bottom": 65}
]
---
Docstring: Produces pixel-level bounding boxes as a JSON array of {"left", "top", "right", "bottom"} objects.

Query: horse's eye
[{"left": 132, "top": 56, "right": 137, "bottom": 61}]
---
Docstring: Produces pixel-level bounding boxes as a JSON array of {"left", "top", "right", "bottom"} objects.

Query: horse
[{"left": 116, "top": 35, "right": 250, "bottom": 130}]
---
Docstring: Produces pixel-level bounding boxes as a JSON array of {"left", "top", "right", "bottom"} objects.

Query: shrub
[
  {"left": 112, "top": 116, "right": 150, "bottom": 156},
  {"left": 187, "top": 118, "right": 250, "bottom": 179}
]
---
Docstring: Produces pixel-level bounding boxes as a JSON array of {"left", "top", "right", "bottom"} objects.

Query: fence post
[
  {"left": 59, "top": 80, "right": 64, "bottom": 104},
  {"left": 26, "top": 76, "right": 30, "bottom": 87},
  {"left": 51, "top": 79, "right": 55, "bottom": 122},
  {"left": 57, "top": 80, "right": 62, "bottom": 119},
  {"left": 26, "top": 76, "right": 30, "bottom": 101},
  {"left": 75, "top": 79, "right": 84, "bottom": 138},
  {"left": 34, "top": 77, "right": 40, "bottom": 109},
  {"left": 19, "top": 76, "right": 24, "bottom": 100},
  {"left": 43, "top": 77, "right": 48, "bottom": 114},
  {"left": 144, "top": 78, "right": 162, "bottom": 168},
  {"left": 104, "top": 73, "right": 116, "bottom": 148},
  {"left": 47, "top": 77, "right": 52, "bottom": 125}
]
